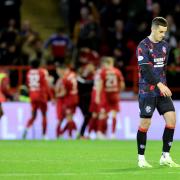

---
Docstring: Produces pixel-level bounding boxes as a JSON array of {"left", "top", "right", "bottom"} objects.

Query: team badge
[
  {"left": 138, "top": 56, "right": 144, "bottom": 61},
  {"left": 145, "top": 106, "right": 151, "bottom": 113}
]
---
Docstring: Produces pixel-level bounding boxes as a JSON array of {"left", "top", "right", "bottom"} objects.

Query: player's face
[{"left": 153, "top": 25, "right": 167, "bottom": 42}]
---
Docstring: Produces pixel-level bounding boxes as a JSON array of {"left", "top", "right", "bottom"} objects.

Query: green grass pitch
[{"left": 0, "top": 140, "right": 179, "bottom": 180}]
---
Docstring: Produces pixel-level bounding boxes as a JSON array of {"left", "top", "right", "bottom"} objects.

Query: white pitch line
[
  {"left": 0, "top": 171, "right": 180, "bottom": 177},
  {"left": 0, "top": 159, "right": 137, "bottom": 163}
]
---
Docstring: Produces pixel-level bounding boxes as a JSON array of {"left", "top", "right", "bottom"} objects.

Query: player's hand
[
  {"left": 157, "top": 82, "right": 172, "bottom": 97},
  {"left": 51, "top": 98, "right": 56, "bottom": 105}
]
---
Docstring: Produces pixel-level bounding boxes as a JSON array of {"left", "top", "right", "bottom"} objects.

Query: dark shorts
[{"left": 138, "top": 96, "right": 175, "bottom": 118}]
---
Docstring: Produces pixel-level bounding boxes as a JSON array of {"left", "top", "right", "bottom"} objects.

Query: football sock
[
  {"left": 112, "top": 117, "right": 116, "bottom": 133},
  {"left": 162, "top": 126, "right": 175, "bottom": 153},
  {"left": 137, "top": 128, "right": 148, "bottom": 155},
  {"left": 61, "top": 123, "right": 68, "bottom": 134},
  {"left": 22, "top": 128, "right": 29, "bottom": 139},
  {"left": 42, "top": 117, "right": 47, "bottom": 135},
  {"left": 56, "top": 123, "right": 61, "bottom": 137},
  {"left": 88, "top": 117, "right": 97, "bottom": 133},
  {"left": 97, "top": 118, "right": 107, "bottom": 134},
  {"left": 68, "top": 121, "right": 77, "bottom": 136}
]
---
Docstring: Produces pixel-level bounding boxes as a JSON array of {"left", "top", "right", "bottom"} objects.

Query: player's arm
[
  {"left": 157, "top": 82, "right": 172, "bottom": 97},
  {"left": 55, "top": 82, "right": 66, "bottom": 97},
  {"left": 118, "top": 70, "right": 125, "bottom": 91},
  {"left": 2, "top": 77, "right": 13, "bottom": 100},
  {"left": 140, "top": 65, "right": 171, "bottom": 96},
  {"left": 95, "top": 78, "right": 102, "bottom": 104},
  {"left": 120, "top": 81, "right": 125, "bottom": 91},
  {"left": 42, "top": 71, "right": 54, "bottom": 100}
]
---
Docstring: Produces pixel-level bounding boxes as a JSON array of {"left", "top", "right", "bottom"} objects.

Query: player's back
[
  {"left": 27, "top": 68, "right": 49, "bottom": 101},
  {"left": 64, "top": 71, "right": 78, "bottom": 96},
  {"left": 63, "top": 70, "right": 79, "bottom": 106},
  {"left": 100, "top": 67, "right": 124, "bottom": 103},
  {"left": 102, "top": 67, "right": 123, "bottom": 93}
]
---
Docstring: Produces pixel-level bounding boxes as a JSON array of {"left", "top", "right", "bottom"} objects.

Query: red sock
[
  {"left": 112, "top": 117, "right": 116, "bottom": 133},
  {"left": 67, "top": 121, "right": 77, "bottom": 137},
  {"left": 56, "top": 124, "right": 61, "bottom": 137},
  {"left": 60, "top": 123, "right": 68, "bottom": 135},
  {"left": 97, "top": 118, "right": 107, "bottom": 134},
  {"left": 42, "top": 116, "right": 47, "bottom": 135},
  {"left": 88, "top": 117, "right": 97, "bottom": 133}
]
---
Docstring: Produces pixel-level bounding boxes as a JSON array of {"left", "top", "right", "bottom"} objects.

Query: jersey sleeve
[{"left": 137, "top": 42, "right": 151, "bottom": 66}]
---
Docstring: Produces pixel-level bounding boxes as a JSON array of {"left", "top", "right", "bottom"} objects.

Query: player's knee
[
  {"left": 167, "top": 118, "right": 176, "bottom": 127},
  {"left": 111, "top": 111, "right": 117, "bottom": 117},
  {"left": 140, "top": 118, "right": 151, "bottom": 129},
  {"left": 164, "top": 111, "right": 176, "bottom": 127},
  {"left": 66, "top": 114, "right": 73, "bottom": 121}
]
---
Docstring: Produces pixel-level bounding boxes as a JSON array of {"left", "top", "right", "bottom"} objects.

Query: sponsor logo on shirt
[{"left": 153, "top": 57, "right": 165, "bottom": 67}]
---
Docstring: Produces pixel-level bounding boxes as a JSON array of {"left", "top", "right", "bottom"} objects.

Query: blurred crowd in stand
[{"left": 0, "top": 0, "right": 180, "bottom": 95}]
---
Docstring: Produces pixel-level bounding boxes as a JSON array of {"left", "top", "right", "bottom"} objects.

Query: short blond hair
[{"left": 101, "top": 56, "right": 114, "bottom": 66}]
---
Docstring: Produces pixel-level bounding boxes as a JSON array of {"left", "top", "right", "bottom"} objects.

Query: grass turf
[{"left": 0, "top": 140, "right": 179, "bottom": 180}]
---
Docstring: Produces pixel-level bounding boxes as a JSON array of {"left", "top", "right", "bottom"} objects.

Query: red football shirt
[{"left": 27, "top": 68, "right": 50, "bottom": 102}]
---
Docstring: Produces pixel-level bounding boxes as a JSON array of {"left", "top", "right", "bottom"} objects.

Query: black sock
[
  {"left": 137, "top": 129, "right": 147, "bottom": 155},
  {"left": 162, "top": 127, "right": 174, "bottom": 153}
]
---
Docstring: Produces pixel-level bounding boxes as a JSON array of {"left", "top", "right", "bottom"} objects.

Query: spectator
[{"left": 44, "top": 27, "right": 72, "bottom": 65}]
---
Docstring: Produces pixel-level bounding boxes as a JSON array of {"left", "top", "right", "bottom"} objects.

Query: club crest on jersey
[
  {"left": 162, "top": 46, "right": 166, "bottom": 54},
  {"left": 145, "top": 106, "right": 151, "bottom": 113},
  {"left": 138, "top": 56, "right": 144, "bottom": 61},
  {"left": 149, "top": 48, "right": 153, "bottom": 53}
]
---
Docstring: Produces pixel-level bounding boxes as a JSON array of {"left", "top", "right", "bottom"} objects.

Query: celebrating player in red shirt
[
  {"left": 96, "top": 57, "right": 125, "bottom": 139},
  {"left": 22, "top": 60, "right": 52, "bottom": 139},
  {"left": 88, "top": 68, "right": 102, "bottom": 136},
  {"left": 55, "top": 63, "right": 79, "bottom": 138}
]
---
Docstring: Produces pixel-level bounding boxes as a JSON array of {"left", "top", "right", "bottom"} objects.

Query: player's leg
[
  {"left": 78, "top": 93, "right": 92, "bottom": 138},
  {"left": 88, "top": 97, "right": 99, "bottom": 136},
  {"left": 88, "top": 112, "right": 98, "bottom": 134},
  {"left": 56, "top": 99, "right": 64, "bottom": 138},
  {"left": 22, "top": 106, "right": 37, "bottom": 139},
  {"left": 66, "top": 113, "right": 77, "bottom": 138},
  {"left": 0, "top": 103, "right": 4, "bottom": 118},
  {"left": 97, "top": 108, "right": 108, "bottom": 140},
  {"left": 40, "top": 102, "right": 48, "bottom": 139},
  {"left": 62, "top": 105, "right": 77, "bottom": 138},
  {"left": 56, "top": 119, "right": 64, "bottom": 138},
  {"left": 111, "top": 110, "right": 117, "bottom": 139},
  {"left": 157, "top": 97, "right": 179, "bottom": 167},
  {"left": 137, "top": 118, "right": 152, "bottom": 168},
  {"left": 137, "top": 96, "right": 155, "bottom": 168}
]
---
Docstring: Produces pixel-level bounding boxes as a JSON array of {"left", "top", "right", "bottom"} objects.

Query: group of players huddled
[{"left": 0, "top": 56, "right": 125, "bottom": 140}]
